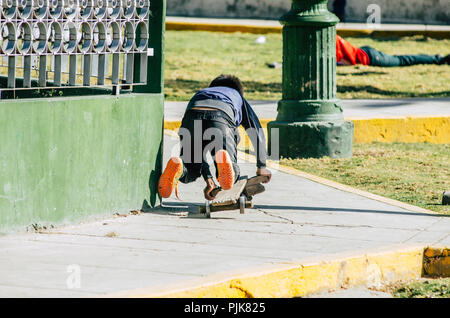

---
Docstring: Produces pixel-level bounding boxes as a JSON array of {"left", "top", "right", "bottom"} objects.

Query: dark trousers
[
  {"left": 178, "top": 109, "right": 241, "bottom": 184},
  {"left": 333, "top": 0, "right": 346, "bottom": 22},
  {"left": 361, "top": 46, "right": 442, "bottom": 67}
]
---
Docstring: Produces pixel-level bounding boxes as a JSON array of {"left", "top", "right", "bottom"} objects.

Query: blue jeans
[{"left": 361, "top": 46, "right": 442, "bottom": 67}]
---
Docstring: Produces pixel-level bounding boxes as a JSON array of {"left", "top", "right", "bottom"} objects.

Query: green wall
[{"left": 0, "top": 93, "right": 163, "bottom": 232}]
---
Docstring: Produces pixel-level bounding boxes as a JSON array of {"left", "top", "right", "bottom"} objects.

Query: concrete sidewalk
[
  {"left": 166, "top": 16, "right": 450, "bottom": 38},
  {"left": 166, "top": 16, "right": 450, "bottom": 32},
  {"left": 0, "top": 133, "right": 448, "bottom": 297},
  {"left": 164, "top": 98, "right": 450, "bottom": 121}
]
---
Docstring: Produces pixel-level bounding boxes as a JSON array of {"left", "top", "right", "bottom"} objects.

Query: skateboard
[{"left": 198, "top": 175, "right": 269, "bottom": 218}]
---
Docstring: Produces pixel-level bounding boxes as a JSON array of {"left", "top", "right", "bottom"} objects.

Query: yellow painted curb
[
  {"left": 164, "top": 115, "right": 450, "bottom": 144},
  {"left": 349, "top": 116, "right": 450, "bottom": 144},
  {"left": 106, "top": 245, "right": 447, "bottom": 298},
  {"left": 424, "top": 247, "right": 450, "bottom": 277},
  {"left": 164, "top": 120, "right": 183, "bottom": 131},
  {"left": 166, "top": 21, "right": 450, "bottom": 39}
]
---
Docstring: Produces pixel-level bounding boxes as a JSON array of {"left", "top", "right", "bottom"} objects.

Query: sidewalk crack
[
  {"left": 255, "top": 208, "right": 378, "bottom": 229},
  {"left": 257, "top": 209, "right": 294, "bottom": 224},
  {"left": 434, "top": 233, "right": 449, "bottom": 245},
  {"left": 401, "top": 218, "right": 444, "bottom": 243}
]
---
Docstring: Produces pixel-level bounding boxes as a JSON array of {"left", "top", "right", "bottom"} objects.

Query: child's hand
[
  {"left": 204, "top": 178, "right": 218, "bottom": 200},
  {"left": 257, "top": 167, "right": 272, "bottom": 183}
]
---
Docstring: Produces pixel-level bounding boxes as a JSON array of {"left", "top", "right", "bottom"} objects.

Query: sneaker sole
[
  {"left": 158, "top": 157, "right": 183, "bottom": 198},
  {"left": 216, "top": 150, "right": 235, "bottom": 190}
]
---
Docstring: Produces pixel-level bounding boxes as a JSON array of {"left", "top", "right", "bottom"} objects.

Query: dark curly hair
[{"left": 209, "top": 74, "right": 244, "bottom": 96}]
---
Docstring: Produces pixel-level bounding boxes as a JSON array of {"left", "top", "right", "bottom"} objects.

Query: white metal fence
[{"left": 0, "top": 0, "right": 151, "bottom": 90}]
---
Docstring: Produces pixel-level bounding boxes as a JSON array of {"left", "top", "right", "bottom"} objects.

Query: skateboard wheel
[
  {"left": 239, "top": 196, "right": 245, "bottom": 214},
  {"left": 205, "top": 200, "right": 211, "bottom": 218}
]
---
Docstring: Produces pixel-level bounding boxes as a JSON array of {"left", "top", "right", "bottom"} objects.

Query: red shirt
[{"left": 336, "top": 35, "right": 370, "bottom": 65}]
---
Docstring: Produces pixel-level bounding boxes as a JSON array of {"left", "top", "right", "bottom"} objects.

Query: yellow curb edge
[
  {"left": 164, "top": 115, "right": 450, "bottom": 144},
  {"left": 105, "top": 245, "right": 448, "bottom": 298}
]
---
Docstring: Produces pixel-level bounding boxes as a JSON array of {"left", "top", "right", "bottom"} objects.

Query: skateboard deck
[{"left": 199, "top": 175, "right": 268, "bottom": 217}]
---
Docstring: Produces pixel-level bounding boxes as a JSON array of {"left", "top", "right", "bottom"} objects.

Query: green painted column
[{"left": 268, "top": 0, "right": 353, "bottom": 159}]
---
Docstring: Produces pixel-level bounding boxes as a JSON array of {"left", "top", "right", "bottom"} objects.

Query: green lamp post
[{"left": 268, "top": 0, "right": 353, "bottom": 159}]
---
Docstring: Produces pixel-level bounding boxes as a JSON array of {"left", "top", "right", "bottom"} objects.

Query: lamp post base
[{"left": 268, "top": 120, "right": 354, "bottom": 159}]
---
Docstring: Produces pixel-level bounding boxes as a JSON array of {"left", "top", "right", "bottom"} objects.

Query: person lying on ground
[
  {"left": 158, "top": 74, "right": 272, "bottom": 201},
  {"left": 336, "top": 35, "right": 450, "bottom": 66}
]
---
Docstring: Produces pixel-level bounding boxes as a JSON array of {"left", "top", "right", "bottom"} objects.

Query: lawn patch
[
  {"left": 280, "top": 143, "right": 450, "bottom": 214},
  {"left": 393, "top": 278, "right": 450, "bottom": 298}
]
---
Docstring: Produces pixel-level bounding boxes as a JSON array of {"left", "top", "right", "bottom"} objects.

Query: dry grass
[
  {"left": 393, "top": 278, "right": 450, "bottom": 298},
  {"left": 164, "top": 31, "right": 450, "bottom": 100},
  {"left": 280, "top": 142, "right": 450, "bottom": 214}
]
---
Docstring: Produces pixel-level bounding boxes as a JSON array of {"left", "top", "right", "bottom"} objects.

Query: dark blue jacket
[{"left": 187, "top": 86, "right": 267, "bottom": 168}]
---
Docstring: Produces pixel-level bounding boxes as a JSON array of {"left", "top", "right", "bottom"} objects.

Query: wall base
[{"left": 0, "top": 94, "right": 163, "bottom": 232}]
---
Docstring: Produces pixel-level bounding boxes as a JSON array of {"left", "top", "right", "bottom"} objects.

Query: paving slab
[{"left": 0, "top": 134, "right": 448, "bottom": 297}]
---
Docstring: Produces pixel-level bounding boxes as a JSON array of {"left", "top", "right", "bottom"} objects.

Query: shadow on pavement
[
  {"left": 253, "top": 204, "right": 449, "bottom": 218},
  {"left": 338, "top": 71, "right": 389, "bottom": 76},
  {"left": 337, "top": 85, "right": 450, "bottom": 97}
]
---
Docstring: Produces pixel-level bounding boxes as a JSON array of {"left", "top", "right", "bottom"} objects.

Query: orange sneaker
[
  {"left": 158, "top": 157, "right": 183, "bottom": 198},
  {"left": 215, "top": 150, "right": 235, "bottom": 190}
]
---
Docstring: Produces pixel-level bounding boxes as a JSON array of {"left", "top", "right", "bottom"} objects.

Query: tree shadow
[
  {"left": 165, "top": 78, "right": 282, "bottom": 95},
  {"left": 337, "top": 85, "right": 450, "bottom": 97},
  {"left": 145, "top": 201, "right": 235, "bottom": 220},
  {"left": 337, "top": 71, "right": 389, "bottom": 76},
  {"left": 345, "top": 35, "right": 434, "bottom": 43},
  {"left": 368, "top": 35, "right": 434, "bottom": 43},
  {"left": 242, "top": 81, "right": 282, "bottom": 94},
  {"left": 165, "top": 79, "right": 449, "bottom": 99},
  {"left": 357, "top": 101, "right": 417, "bottom": 108},
  {"left": 165, "top": 78, "right": 210, "bottom": 93}
]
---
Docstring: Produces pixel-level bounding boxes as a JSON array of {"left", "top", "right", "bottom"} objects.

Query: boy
[
  {"left": 336, "top": 35, "right": 450, "bottom": 67},
  {"left": 158, "top": 75, "right": 272, "bottom": 201}
]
